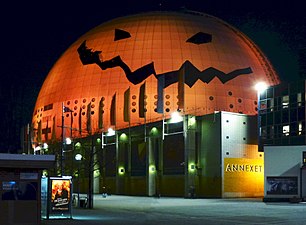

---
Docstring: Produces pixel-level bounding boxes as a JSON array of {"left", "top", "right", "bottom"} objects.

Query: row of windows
[
  {"left": 260, "top": 82, "right": 306, "bottom": 145},
  {"left": 260, "top": 92, "right": 305, "bottom": 112},
  {"left": 260, "top": 107, "right": 306, "bottom": 126},
  {"left": 260, "top": 82, "right": 305, "bottom": 99},
  {"left": 261, "top": 121, "right": 305, "bottom": 140}
]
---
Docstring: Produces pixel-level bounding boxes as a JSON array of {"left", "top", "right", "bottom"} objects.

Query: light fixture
[
  {"left": 149, "top": 165, "right": 156, "bottom": 173},
  {"left": 189, "top": 163, "right": 196, "bottom": 172},
  {"left": 75, "top": 154, "right": 83, "bottom": 161},
  {"left": 188, "top": 116, "right": 196, "bottom": 127},
  {"left": 119, "top": 133, "right": 128, "bottom": 141},
  {"left": 75, "top": 142, "right": 81, "bottom": 148},
  {"left": 65, "top": 137, "right": 72, "bottom": 145},
  {"left": 118, "top": 167, "right": 125, "bottom": 175},
  {"left": 169, "top": 111, "right": 183, "bottom": 123},
  {"left": 150, "top": 127, "right": 158, "bottom": 135},
  {"left": 107, "top": 127, "right": 116, "bottom": 136},
  {"left": 254, "top": 82, "right": 267, "bottom": 94}
]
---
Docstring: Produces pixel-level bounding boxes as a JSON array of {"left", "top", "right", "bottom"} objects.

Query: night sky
[{"left": 0, "top": 0, "right": 305, "bottom": 153}]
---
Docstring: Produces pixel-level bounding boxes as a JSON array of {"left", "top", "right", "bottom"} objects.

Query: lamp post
[
  {"left": 255, "top": 82, "right": 268, "bottom": 151},
  {"left": 61, "top": 104, "right": 74, "bottom": 176},
  {"left": 75, "top": 153, "right": 82, "bottom": 208}
]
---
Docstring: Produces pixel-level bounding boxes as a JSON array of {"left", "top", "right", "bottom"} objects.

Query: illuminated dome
[{"left": 33, "top": 10, "right": 280, "bottom": 142}]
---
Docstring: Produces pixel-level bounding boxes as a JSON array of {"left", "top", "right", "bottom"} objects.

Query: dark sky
[{"left": 0, "top": 0, "right": 305, "bottom": 152}]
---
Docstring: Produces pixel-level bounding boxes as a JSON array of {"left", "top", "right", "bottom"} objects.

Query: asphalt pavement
[{"left": 42, "top": 194, "right": 306, "bottom": 225}]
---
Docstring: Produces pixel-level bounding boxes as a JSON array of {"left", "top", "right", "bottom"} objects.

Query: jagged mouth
[{"left": 77, "top": 40, "right": 253, "bottom": 87}]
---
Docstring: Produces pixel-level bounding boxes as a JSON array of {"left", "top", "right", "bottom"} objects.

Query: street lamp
[
  {"left": 107, "top": 127, "right": 116, "bottom": 136},
  {"left": 65, "top": 137, "right": 72, "bottom": 145},
  {"left": 75, "top": 153, "right": 82, "bottom": 208},
  {"left": 255, "top": 82, "right": 268, "bottom": 94},
  {"left": 255, "top": 82, "right": 268, "bottom": 151}
]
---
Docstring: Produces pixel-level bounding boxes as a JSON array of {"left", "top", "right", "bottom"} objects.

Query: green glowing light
[
  {"left": 189, "top": 163, "right": 196, "bottom": 172},
  {"left": 119, "top": 133, "right": 128, "bottom": 141},
  {"left": 149, "top": 165, "right": 156, "bottom": 173},
  {"left": 188, "top": 116, "right": 196, "bottom": 127},
  {"left": 150, "top": 127, "right": 158, "bottom": 135},
  {"left": 75, "top": 142, "right": 81, "bottom": 148},
  {"left": 118, "top": 167, "right": 125, "bottom": 175}
]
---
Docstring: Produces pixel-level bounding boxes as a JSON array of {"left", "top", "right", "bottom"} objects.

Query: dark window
[
  {"left": 282, "top": 110, "right": 289, "bottom": 123},
  {"left": 43, "top": 104, "right": 53, "bottom": 111},
  {"left": 290, "top": 94, "right": 297, "bottom": 103},
  {"left": 298, "top": 107, "right": 305, "bottom": 120},
  {"left": 290, "top": 108, "right": 298, "bottom": 122},
  {"left": 267, "top": 126, "right": 274, "bottom": 139},
  {"left": 275, "top": 125, "right": 282, "bottom": 138},
  {"left": 267, "top": 99, "right": 274, "bottom": 110},
  {"left": 274, "top": 111, "right": 281, "bottom": 124},
  {"left": 275, "top": 97, "right": 282, "bottom": 111},
  {"left": 267, "top": 88, "right": 274, "bottom": 98},
  {"left": 261, "top": 114, "right": 267, "bottom": 127},
  {"left": 290, "top": 122, "right": 298, "bottom": 136},
  {"left": 267, "top": 112, "right": 274, "bottom": 126}
]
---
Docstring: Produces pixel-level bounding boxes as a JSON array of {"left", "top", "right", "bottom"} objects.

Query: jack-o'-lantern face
[{"left": 33, "top": 11, "right": 279, "bottom": 141}]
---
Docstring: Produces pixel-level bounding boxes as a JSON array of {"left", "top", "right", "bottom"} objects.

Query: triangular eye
[
  {"left": 186, "top": 32, "right": 212, "bottom": 45},
  {"left": 114, "top": 29, "right": 131, "bottom": 41}
]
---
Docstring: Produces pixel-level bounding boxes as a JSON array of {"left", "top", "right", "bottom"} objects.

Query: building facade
[
  {"left": 31, "top": 10, "right": 280, "bottom": 198},
  {"left": 260, "top": 80, "right": 306, "bottom": 201},
  {"left": 72, "top": 111, "right": 263, "bottom": 198},
  {"left": 259, "top": 80, "right": 306, "bottom": 147}
]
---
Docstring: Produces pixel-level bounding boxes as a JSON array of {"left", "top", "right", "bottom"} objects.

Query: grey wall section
[
  {"left": 221, "top": 112, "right": 258, "bottom": 159},
  {"left": 198, "top": 112, "right": 222, "bottom": 197},
  {"left": 184, "top": 115, "right": 197, "bottom": 198},
  {"left": 264, "top": 145, "right": 305, "bottom": 200}
]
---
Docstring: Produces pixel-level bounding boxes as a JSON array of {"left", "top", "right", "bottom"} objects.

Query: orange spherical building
[{"left": 33, "top": 10, "right": 279, "bottom": 143}]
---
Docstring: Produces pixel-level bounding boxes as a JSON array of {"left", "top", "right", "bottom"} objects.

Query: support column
[
  {"left": 147, "top": 137, "right": 156, "bottom": 196},
  {"left": 116, "top": 132, "right": 126, "bottom": 194},
  {"left": 93, "top": 146, "right": 100, "bottom": 194},
  {"left": 184, "top": 115, "right": 197, "bottom": 198}
]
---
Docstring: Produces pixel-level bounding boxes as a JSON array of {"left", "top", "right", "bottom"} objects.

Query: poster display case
[{"left": 41, "top": 176, "right": 72, "bottom": 219}]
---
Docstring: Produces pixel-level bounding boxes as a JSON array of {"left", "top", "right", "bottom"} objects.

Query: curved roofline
[
  {"left": 104, "top": 9, "right": 280, "bottom": 85},
  {"left": 179, "top": 9, "right": 280, "bottom": 85}
]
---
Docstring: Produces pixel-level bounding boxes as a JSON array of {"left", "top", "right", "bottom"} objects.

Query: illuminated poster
[
  {"left": 266, "top": 177, "right": 298, "bottom": 195},
  {"left": 51, "top": 179, "right": 71, "bottom": 211}
]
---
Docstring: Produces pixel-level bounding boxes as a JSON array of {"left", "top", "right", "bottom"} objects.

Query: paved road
[{"left": 42, "top": 195, "right": 306, "bottom": 225}]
